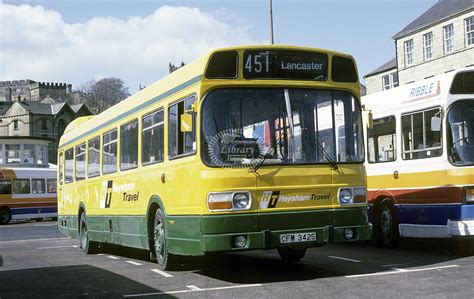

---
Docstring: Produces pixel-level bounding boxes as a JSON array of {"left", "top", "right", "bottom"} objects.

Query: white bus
[
  {"left": 362, "top": 67, "right": 474, "bottom": 246},
  {"left": 0, "top": 166, "right": 57, "bottom": 224}
]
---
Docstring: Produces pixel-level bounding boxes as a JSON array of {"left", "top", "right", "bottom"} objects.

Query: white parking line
[
  {"left": 37, "top": 245, "right": 79, "bottom": 250},
  {"left": 126, "top": 261, "right": 142, "bottom": 266},
  {"left": 186, "top": 285, "right": 202, "bottom": 291},
  {"left": 107, "top": 255, "right": 120, "bottom": 260},
  {"left": 345, "top": 264, "right": 459, "bottom": 278},
  {"left": 328, "top": 255, "right": 362, "bottom": 263},
  {"left": 1, "top": 237, "right": 70, "bottom": 244},
  {"left": 150, "top": 269, "right": 173, "bottom": 278},
  {"left": 123, "top": 283, "right": 262, "bottom": 297}
]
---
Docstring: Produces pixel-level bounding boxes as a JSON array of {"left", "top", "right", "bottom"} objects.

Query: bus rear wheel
[
  {"left": 153, "top": 209, "right": 175, "bottom": 270},
  {"left": 378, "top": 199, "right": 399, "bottom": 248},
  {"left": 278, "top": 248, "right": 307, "bottom": 262},
  {"left": 0, "top": 208, "right": 11, "bottom": 225},
  {"left": 79, "top": 212, "right": 99, "bottom": 254}
]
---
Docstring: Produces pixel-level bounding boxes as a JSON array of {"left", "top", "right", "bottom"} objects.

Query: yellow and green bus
[{"left": 58, "top": 45, "right": 372, "bottom": 269}]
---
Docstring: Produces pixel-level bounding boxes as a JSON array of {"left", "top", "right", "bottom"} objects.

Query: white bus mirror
[
  {"left": 366, "top": 111, "right": 373, "bottom": 129},
  {"left": 431, "top": 116, "right": 441, "bottom": 132},
  {"left": 180, "top": 113, "right": 193, "bottom": 132}
]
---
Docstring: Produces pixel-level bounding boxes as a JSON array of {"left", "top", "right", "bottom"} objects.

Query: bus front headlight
[
  {"left": 207, "top": 191, "right": 252, "bottom": 211},
  {"left": 233, "top": 192, "right": 251, "bottom": 210},
  {"left": 338, "top": 188, "right": 353, "bottom": 205}
]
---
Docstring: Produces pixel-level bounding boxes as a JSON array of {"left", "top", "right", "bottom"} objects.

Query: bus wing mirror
[
  {"left": 180, "top": 113, "right": 193, "bottom": 132},
  {"left": 366, "top": 111, "right": 373, "bottom": 129},
  {"left": 431, "top": 116, "right": 441, "bottom": 132}
]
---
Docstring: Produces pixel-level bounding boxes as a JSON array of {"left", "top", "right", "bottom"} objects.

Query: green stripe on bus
[{"left": 59, "top": 74, "right": 202, "bottom": 149}]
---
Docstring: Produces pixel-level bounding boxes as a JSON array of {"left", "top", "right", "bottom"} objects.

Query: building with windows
[
  {"left": 365, "top": 0, "right": 474, "bottom": 95},
  {"left": 0, "top": 80, "right": 93, "bottom": 164}
]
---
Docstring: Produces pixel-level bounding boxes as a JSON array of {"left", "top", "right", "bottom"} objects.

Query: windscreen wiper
[
  {"left": 250, "top": 145, "right": 276, "bottom": 173},
  {"left": 301, "top": 128, "right": 338, "bottom": 170}
]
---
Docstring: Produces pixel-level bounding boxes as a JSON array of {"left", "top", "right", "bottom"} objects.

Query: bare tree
[{"left": 79, "top": 77, "right": 130, "bottom": 113}]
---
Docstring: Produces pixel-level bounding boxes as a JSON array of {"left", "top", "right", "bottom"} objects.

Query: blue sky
[{"left": 1, "top": 0, "right": 435, "bottom": 92}]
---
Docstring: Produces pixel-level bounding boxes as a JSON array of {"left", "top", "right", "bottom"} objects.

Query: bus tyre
[
  {"left": 0, "top": 208, "right": 11, "bottom": 225},
  {"left": 153, "top": 209, "right": 175, "bottom": 270},
  {"left": 79, "top": 212, "right": 99, "bottom": 254},
  {"left": 378, "top": 199, "right": 399, "bottom": 248},
  {"left": 278, "top": 248, "right": 307, "bottom": 262}
]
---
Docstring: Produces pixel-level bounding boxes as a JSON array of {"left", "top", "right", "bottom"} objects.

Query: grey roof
[
  {"left": 393, "top": 0, "right": 474, "bottom": 39},
  {"left": 364, "top": 58, "right": 397, "bottom": 78},
  {"left": 51, "top": 102, "right": 67, "bottom": 115},
  {"left": 20, "top": 101, "right": 54, "bottom": 115},
  {"left": 0, "top": 102, "right": 13, "bottom": 115}
]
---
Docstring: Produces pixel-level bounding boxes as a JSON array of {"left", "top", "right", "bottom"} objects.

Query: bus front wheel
[
  {"left": 153, "top": 209, "right": 175, "bottom": 270},
  {"left": 378, "top": 199, "right": 399, "bottom": 248},
  {"left": 79, "top": 212, "right": 99, "bottom": 254},
  {"left": 278, "top": 248, "right": 307, "bottom": 262},
  {"left": 0, "top": 207, "right": 11, "bottom": 225}
]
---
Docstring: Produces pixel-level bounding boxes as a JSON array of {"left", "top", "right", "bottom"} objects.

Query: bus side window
[
  {"left": 75, "top": 143, "right": 86, "bottom": 181},
  {"left": 142, "top": 109, "right": 164, "bottom": 165},
  {"left": 0, "top": 180, "right": 12, "bottom": 195},
  {"left": 169, "top": 96, "right": 196, "bottom": 158},
  {"left": 88, "top": 137, "right": 101, "bottom": 177},
  {"left": 103, "top": 129, "right": 118, "bottom": 174},
  {"left": 59, "top": 152, "right": 64, "bottom": 185},
  {"left": 120, "top": 119, "right": 139, "bottom": 171},
  {"left": 401, "top": 107, "right": 442, "bottom": 160},
  {"left": 47, "top": 179, "right": 57, "bottom": 193},
  {"left": 64, "top": 148, "right": 74, "bottom": 183},
  {"left": 367, "top": 116, "right": 397, "bottom": 163},
  {"left": 13, "top": 179, "right": 31, "bottom": 194},
  {"left": 32, "top": 179, "right": 46, "bottom": 194}
]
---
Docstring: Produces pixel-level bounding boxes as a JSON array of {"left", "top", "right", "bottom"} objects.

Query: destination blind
[{"left": 243, "top": 50, "right": 328, "bottom": 80}]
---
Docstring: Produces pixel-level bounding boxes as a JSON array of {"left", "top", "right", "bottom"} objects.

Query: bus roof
[
  {"left": 59, "top": 45, "right": 357, "bottom": 149},
  {"left": 362, "top": 67, "right": 474, "bottom": 115}
]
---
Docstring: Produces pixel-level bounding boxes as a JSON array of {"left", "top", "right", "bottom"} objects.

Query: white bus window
[
  {"left": 23, "top": 144, "right": 36, "bottom": 164},
  {"left": 120, "top": 119, "right": 139, "bottom": 170},
  {"left": 103, "top": 129, "right": 118, "bottom": 174},
  {"left": 75, "top": 143, "right": 86, "bottom": 181},
  {"left": 142, "top": 109, "right": 164, "bottom": 165},
  {"left": 32, "top": 179, "right": 46, "bottom": 194},
  {"left": 0, "top": 180, "right": 12, "bottom": 194},
  {"left": 47, "top": 179, "right": 57, "bottom": 193},
  {"left": 6, "top": 144, "right": 20, "bottom": 164},
  {"left": 13, "top": 179, "right": 30, "bottom": 194},
  {"left": 368, "top": 116, "right": 396, "bottom": 163},
  {"left": 169, "top": 96, "right": 196, "bottom": 158},
  {"left": 402, "top": 107, "right": 442, "bottom": 160},
  {"left": 0, "top": 144, "right": 3, "bottom": 164},
  {"left": 88, "top": 137, "right": 100, "bottom": 178},
  {"left": 65, "top": 148, "right": 74, "bottom": 183}
]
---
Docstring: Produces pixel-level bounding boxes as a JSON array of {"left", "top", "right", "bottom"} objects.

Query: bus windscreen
[{"left": 450, "top": 71, "right": 474, "bottom": 94}]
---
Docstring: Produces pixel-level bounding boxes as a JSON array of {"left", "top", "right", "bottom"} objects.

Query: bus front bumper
[
  {"left": 195, "top": 207, "right": 372, "bottom": 253},
  {"left": 201, "top": 224, "right": 372, "bottom": 252}
]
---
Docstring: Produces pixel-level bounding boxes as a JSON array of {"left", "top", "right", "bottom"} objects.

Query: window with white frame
[
  {"left": 443, "top": 24, "right": 454, "bottom": 53},
  {"left": 404, "top": 39, "right": 414, "bottom": 66},
  {"left": 382, "top": 72, "right": 399, "bottom": 90},
  {"left": 423, "top": 32, "right": 433, "bottom": 60},
  {"left": 466, "top": 16, "right": 474, "bottom": 46}
]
